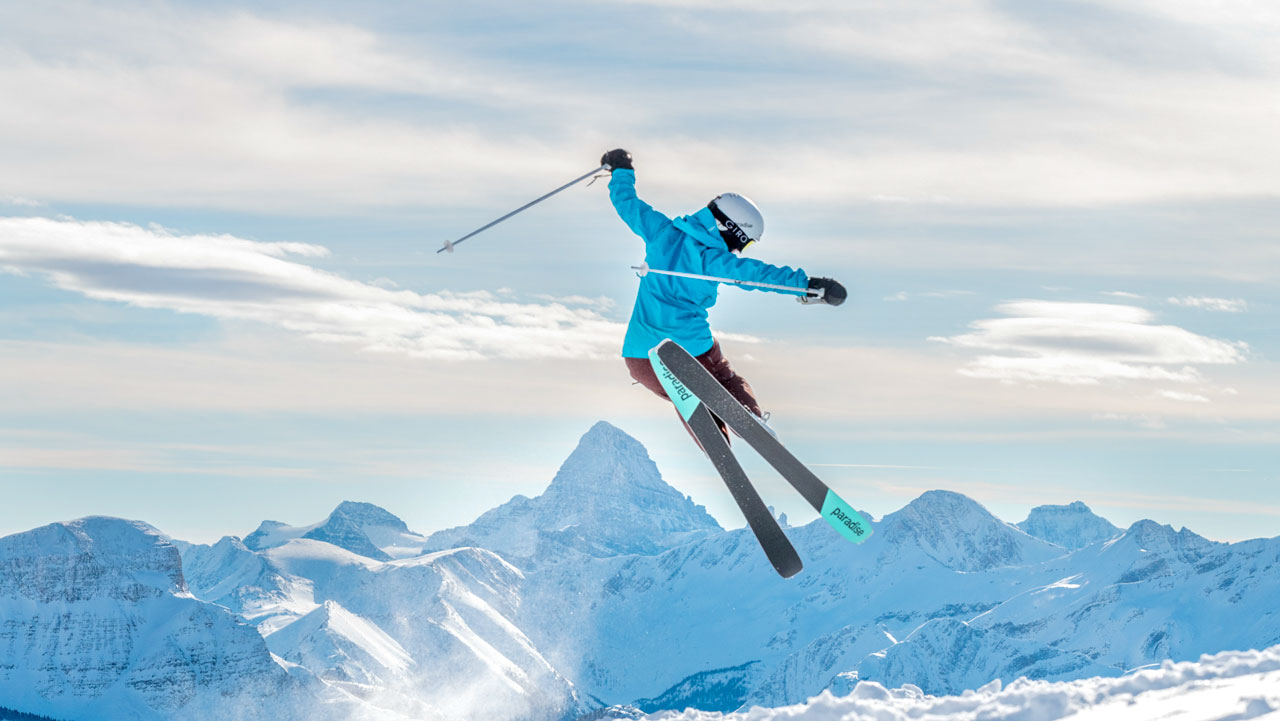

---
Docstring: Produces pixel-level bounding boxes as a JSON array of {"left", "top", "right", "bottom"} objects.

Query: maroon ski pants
[{"left": 624, "top": 341, "right": 762, "bottom": 443}]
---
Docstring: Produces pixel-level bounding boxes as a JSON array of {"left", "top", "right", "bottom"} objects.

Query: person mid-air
[{"left": 600, "top": 148, "right": 847, "bottom": 442}]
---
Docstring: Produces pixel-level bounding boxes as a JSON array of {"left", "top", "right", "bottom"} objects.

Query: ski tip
[
  {"left": 776, "top": 558, "right": 804, "bottom": 579},
  {"left": 651, "top": 338, "right": 678, "bottom": 355}
]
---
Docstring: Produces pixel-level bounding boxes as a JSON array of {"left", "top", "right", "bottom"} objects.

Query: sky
[{"left": 1, "top": 0, "right": 1277, "bottom": 545}]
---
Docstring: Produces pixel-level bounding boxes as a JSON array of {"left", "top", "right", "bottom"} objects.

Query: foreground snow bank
[{"left": 652, "top": 645, "right": 1280, "bottom": 721}]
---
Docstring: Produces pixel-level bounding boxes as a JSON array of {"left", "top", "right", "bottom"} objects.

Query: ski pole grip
[{"left": 797, "top": 286, "right": 826, "bottom": 304}]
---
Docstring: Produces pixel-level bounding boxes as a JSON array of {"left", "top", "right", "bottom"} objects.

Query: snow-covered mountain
[
  {"left": 425, "top": 421, "right": 722, "bottom": 562},
  {"left": 875, "top": 489, "right": 1064, "bottom": 571},
  {"left": 264, "top": 599, "right": 415, "bottom": 686},
  {"left": 0, "top": 517, "right": 327, "bottom": 721},
  {"left": 181, "top": 536, "right": 591, "bottom": 721},
  {"left": 1017, "top": 501, "right": 1121, "bottom": 549},
  {"left": 855, "top": 616, "right": 1118, "bottom": 693},
  {"left": 4, "top": 420, "right": 1279, "bottom": 721},
  {"left": 244, "top": 500, "right": 428, "bottom": 560}
]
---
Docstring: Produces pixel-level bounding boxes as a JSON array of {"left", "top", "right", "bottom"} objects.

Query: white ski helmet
[{"left": 708, "top": 193, "right": 764, "bottom": 251}]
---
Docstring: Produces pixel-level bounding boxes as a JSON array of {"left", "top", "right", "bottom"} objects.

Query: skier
[{"left": 600, "top": 148, "right": 847, "bottom": 441}]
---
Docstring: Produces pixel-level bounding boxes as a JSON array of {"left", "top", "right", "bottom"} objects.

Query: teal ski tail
[
  {"left": 820, "top": 489, "right": 873, "bottom": 544},
  {"left": 648, "top": 347, "right": 703, "bottom": 421}
]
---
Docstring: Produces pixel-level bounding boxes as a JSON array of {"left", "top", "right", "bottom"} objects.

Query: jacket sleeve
[
  {"left": 701, "top": 247, "right": 809, "bottom": 295},
  {"left": 608, "top": 169, "right": 673, "bottom": 243}
]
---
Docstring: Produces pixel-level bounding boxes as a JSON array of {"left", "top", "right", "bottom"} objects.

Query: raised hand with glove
[
  {"left": 600, "top": 148, "right": 633, "bottom": 172},
  {"left": 800, "top": 277, "right": 847, "bottom": 306}
]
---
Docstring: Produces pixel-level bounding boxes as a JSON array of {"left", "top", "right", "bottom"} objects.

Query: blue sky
[{"left": 1, "top": 0, "right": 1277, "bottom": 544}]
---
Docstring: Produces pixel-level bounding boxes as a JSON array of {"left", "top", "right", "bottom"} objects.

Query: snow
[
  {"left": 244, "top": 501, "right": 429, "bottom": 561},
  {"left": 424, "top": 421, "right": 722, "bottom": 561},
  {"left": 265, "top": 600, "right": 414, "bottom": 684},
  {"left": 649, "top": 646, "right": 1280, "bottom": 720},
  {"left": 5, "top": 421, "right": 1280, "bottom": 721},
  {"left": 1017, "top": 502, "right": 1120, "bottom": 551},
  {"left": 0, "top": 516, "right": 330, "bottom": 721}
]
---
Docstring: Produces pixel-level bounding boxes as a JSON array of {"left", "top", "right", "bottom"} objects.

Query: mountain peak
[
  {"left": 243, "top": 501, "right": 424, "bottom": 561},
  {"left": 586, "top": 419, "right": 631, "bottom": 441},
  {"left": 880, "top": 491, "right": 1063, "bottom": 571},
  {"left": 302, "top": 503, "right": 407, "bottom": 562},
  {"left": 0, "top": 516, "right": 183, "bottom": 603},
  {"left": 544, "top": 421, "right": 670, "bottom": 496},
  {"left": 327, "top": 501, "right": 409, "bottom": 532},
  {"left": 425, "top": 421, "right": 721, "bottom": 561},
  {"left": 1017, "top": 501, "right": 1120, "bottom": 550},
  {"left": 906, "top": 490, "right": 984, "bottom": 514},
  {"left": 1119, "top": 519, "right": 1216, "bottom": 558}
]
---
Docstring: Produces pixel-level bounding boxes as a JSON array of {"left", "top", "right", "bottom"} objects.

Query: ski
[
  {"left": 652, "top": 339, "right": 873, "bottom": 546},
  {"left": 649, "top": 357, "right": 803, "bottom": 578}
]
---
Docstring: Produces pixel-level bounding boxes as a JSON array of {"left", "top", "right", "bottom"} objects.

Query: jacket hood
[{"left": 672, "top": 207, "right": 725, "bottom": 250}]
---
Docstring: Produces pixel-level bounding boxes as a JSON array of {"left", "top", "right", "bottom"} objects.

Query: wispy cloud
[
  {"left": 1168, "top": 296, "right": 1249, "bottom": 313},
  {"left": 532, "top": 293, "right": 616, "bottom": 309},
  {"left": 1157, "top": 390, "right": 1211, "bottom": 403},
  {"left": 3, "top": 196, "right": 43, "bottom": 208},
  {"left": 884, "top": 290, "right": 975, "bottom": 302},
  {"left": 0, "top": 216, "right": 624, "bottom": 360},
  {"left": 930, "top": 300, "right": 1247, "bottom": 387}
]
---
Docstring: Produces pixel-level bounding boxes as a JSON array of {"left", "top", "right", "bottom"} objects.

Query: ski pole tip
[
  {"left": 631, "top": 262, "right": 650, "bottom": 277},
  {"left": 439, "top": 239, "right": 455, "bottom": 254}
]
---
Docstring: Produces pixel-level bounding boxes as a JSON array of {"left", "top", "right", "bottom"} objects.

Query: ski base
[
  {"left": 653, "top": 339, "right": 873, "bottom": 546},
  {"left": 649, "top": 348, "right": 802, "bottom": 578}
]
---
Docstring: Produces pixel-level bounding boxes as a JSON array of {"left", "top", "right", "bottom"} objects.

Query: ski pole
[
  {"left": 631, "top": 262, "right": 823, "bottom": 301},
  {"left": 438, "top": 165, "right": 608, "bottom": 254}
]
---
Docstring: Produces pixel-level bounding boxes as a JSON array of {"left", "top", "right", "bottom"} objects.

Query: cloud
[
  {"left": 1168, "top": 296, "right": 1249, "bottom": 312},
  {"left": 884, "top": 290, "right": 976, "bottom": 302},
  {"left": 0, "top": 216, "right": 625, "bottom": 360},
  {"left": 930, "top": 300, "right": 1247, "bottom": 386},
  {"left": 1093, "top": 413, "right": 1167, "bottom": 430},
  {"left": 1158, "top": 390, "right": 1210, "bottom": 403},
  {"left": 2, "top": 1, "right": 1280, "bottom": 214},
  {"left": 0, "top": 5, "right": 605, "bottom": 213},
  {"left": 532, "top": 293, "right": 616, "bottom": 309}
]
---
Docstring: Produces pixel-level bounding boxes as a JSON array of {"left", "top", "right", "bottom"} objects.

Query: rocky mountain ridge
[{"left": 3, "top": 421, "right": 1278, "bottom": 721}]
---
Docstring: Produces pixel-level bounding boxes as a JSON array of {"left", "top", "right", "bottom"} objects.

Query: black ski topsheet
[
  {"left": 651, "top": 339, "right": 872, "bottom": 545},
  {"left": 685, "top": 404, "right": 803, "bottom": 578}
]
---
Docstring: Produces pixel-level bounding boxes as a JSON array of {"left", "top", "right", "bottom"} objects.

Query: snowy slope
[
  {"left": 425, "top": 421, "right": 722, "bottom": 562},
  {"left": 1017, "top": 501, "right": 1121, "bottom": 549},
  {"left": 244, "top": 501, "right": 428, "bottom": 560},
  {"left": 183, "top": 535, "right": 591, "bottom": 721},
  {"left": 0, "top": 517, "right": 331, "bottom": 721},
  {"left": 959, "top": 519, "right": 1280, "bottom": 676},
  {"left": 509, "top": 456, "right": 1280, "bottom": 710},
  {"left": 876, "top": 490, "right": 1064, "bottom": 571},
  {"left": 179, "top": 534, "right": 316, "bottom": 634},
  {"left": 8, "top": 421, "right": 1280, "bottom": 721},
  {"left": 519, "top": 490, "right": 1074, "bottom": 709},
  {"left": 854, "top": 617, "right": 1118, "bottom": 694},
  {"left": 265, "top": 600, "right": 414, "bottom": 685},
  {"left": 654, "top": 645, "right": 1280, "bottom": 721}
]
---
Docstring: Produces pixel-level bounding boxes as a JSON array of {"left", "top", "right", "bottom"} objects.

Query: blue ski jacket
[{"left": 609, "top": 169, "right": 809, "bottom": 358}]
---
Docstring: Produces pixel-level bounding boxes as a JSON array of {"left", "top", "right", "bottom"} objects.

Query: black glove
[
  {"left": 806, "top": 277, "right": 847, "bottom": 306},
  {"left": 600, "top": 148, "right": 633, "bottom": 172}
]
